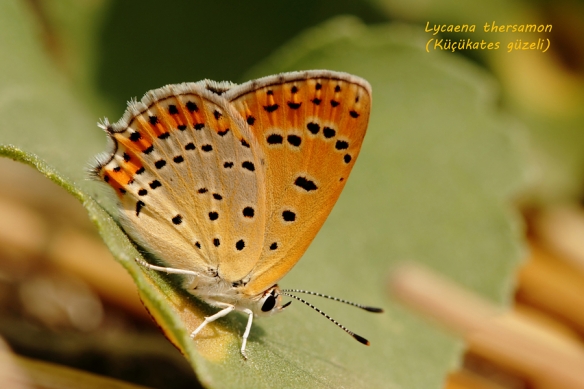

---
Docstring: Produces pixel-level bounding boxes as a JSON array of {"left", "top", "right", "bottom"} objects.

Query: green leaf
[{"left": 1, "top": 3, "right": 525, "bottom": 388}]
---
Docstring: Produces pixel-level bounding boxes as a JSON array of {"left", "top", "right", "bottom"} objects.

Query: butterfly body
[{"left": 92, "top": 70, "right": 372, "bottom": 356}]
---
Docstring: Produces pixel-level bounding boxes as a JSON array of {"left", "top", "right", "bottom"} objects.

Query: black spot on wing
[
  {"left": 186, "top": 101, "right": 199, "bottom": 113},
  {"left": 307, "top": 122, "right": 320, "bottom": 134},
  {"left": 242, "top": 161, "right": 255, "bottom": 171},
  {"left": 168, "top": 105, "right": 179, "bottom": 114},
  {"left": 294, "top": 176, "right": 317, "bottom": 192},
  {"left": 287, "top": 135, "right": 301, "bottom": 147},
  {"left": 323, "top": 127, "right": 336, "bottom": 138},
  {"left": 264, "top": 104, "right": 279, "bottom": 112},
  {"left": 335, "top": 140, "right": 349, "bottom": 150},
  {"left": 282, "top": 210, "right": 296, "bottom": 222},
  {"left": 243, "top": 207, "right": 254, "bottom": 218},
  {"left": 186, "top": 101, "right": 198, "bottom": 112},
  {"left": 135, "top": 201, "right": 145, "bottom": 216},
  {"left": 267, "top": 134, "right": 283, "bottom": 144}
]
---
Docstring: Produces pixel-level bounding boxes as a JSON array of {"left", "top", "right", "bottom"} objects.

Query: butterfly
[{"left": 91, "top": 70, "right": 381, "bottom": 358}]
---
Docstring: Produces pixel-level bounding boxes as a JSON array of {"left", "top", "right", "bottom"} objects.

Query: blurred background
[{"left": 1, "top": 0, "right": 583, "bottom": 388}]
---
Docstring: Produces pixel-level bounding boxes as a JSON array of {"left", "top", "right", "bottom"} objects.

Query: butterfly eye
[
  {"left": 259, "top": 287, "right": 281, "bottom": 313},
  {"left": 261, "top": 294, "right": 277, "bottom": 312}
]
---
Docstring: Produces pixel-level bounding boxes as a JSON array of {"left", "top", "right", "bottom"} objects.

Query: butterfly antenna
[
  {"left": 281, "top": 289, "right": 384, "bottom": 313},
  {"left": 282, "top": 292, "right": 371, "bottom": 346}
]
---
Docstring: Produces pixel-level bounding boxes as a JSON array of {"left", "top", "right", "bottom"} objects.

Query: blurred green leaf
[
  {"left": 0, "top": 2, "right": 526, "bottom": 388},
  {"left": 34, "top": 0, "right": 116, "bottom": 117},
  {"left": 94, "top": 0, "right": 387, "bottom": 116},
  {"left": 1, "top": 350, "right": 153, "bottom": 389}
]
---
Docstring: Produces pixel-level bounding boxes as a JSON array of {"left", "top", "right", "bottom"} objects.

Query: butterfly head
[{"left": 253, "top": 285, "right": 292, "bottom": 317}]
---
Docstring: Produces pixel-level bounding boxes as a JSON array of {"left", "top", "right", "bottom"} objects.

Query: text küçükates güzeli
[
  {"left": 429, "top": 38, "right": 549, "bottom": 53},
  {"left": 424, "top": 22, "right": 552, "bottom": 53}
]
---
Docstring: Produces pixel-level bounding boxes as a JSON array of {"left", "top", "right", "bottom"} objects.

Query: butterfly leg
[
  {"left": 190, "top": 303, "right": 234, "bottom": 341},
  {"left": 240, "top": 308, "right": 254, "bottom": 360},
  {"left": 134, "top": 257, "right": 199, "bottom": 277},
  {"left": 134, "top": 257, "right": 201, "bottom": 289}
]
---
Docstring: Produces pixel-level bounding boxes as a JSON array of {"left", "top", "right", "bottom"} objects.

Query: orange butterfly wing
[{"left": 227, "top": 71, "right": 371, "bottom": 296}]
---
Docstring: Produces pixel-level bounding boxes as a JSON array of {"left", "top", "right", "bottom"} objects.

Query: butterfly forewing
[
  {"left": 227, "top": 71, "right": 371, "bottom": 296},
  {"left": 94, "top": 84, "right": 267, "bottom": 282}
]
